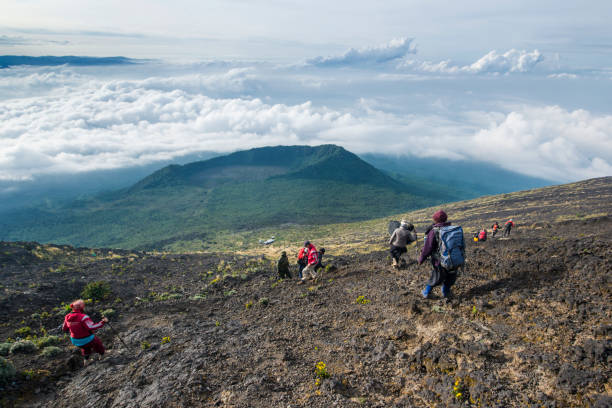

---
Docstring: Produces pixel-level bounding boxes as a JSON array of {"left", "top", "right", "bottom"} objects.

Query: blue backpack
[{"left": 434, "top": 225, "right": 465, "bottom": 270}]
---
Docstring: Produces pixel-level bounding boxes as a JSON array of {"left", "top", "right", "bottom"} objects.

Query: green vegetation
[
  {"left": 81, "top": 281, "right": 112, "bottom": 300},
  {"left": 40, "top": 346, "right": 62, "bottom": 357},
  {"left": 314, "top": 361, "right": 330, "bottom": 387},
  {"left": 355, "top": 295, "right": 371, "bottom": 304},
  {"left": 0, "top": 357, "right": 16, "bottom": 384},
  {"left": 161, "top": 336, "right": 171, "bottom": 345},
  {"left": 0, "top": 145, "right": 454, "bottom": 250},
  {"left": 9, "top": 340, "right": 37, "bottom": 354},
  {"left": 14, "top": 326, "right": 32, "bottom": 337},
  {"left": 141, "top": 341, "right": 151, "bottom": 350},
  {"left": 0, "top": 343, "right": 11, "bottom": 357},
  {"left": 35, "top": 336, "right": 60, "bottom": 349}
]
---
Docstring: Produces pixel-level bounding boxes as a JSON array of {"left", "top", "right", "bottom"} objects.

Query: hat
[
  {"left": 304, "top": 240, "right": 310, "bottom": 246},
  {"left": 432, "top": 210, "right": 447, "bottom": 223}
]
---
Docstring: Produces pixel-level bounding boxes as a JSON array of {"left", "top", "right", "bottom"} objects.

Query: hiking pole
[{"left": 105, "top": 321, "right": 132, "bottom": 351}]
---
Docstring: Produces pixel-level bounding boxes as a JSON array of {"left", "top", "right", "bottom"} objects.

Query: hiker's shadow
[{"left": 461, "top": 265, "right": 565, "bottom": 302}]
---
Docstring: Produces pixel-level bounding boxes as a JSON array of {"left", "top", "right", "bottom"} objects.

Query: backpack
[
  {"left": 434, "top": 225, "right": 465, "bottom": 270},
  {"left": 388, "top": 220, "right": 400, "bottom": 236}
]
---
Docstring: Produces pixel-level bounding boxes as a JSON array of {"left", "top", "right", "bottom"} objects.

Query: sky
[{"left": 0, "top": 0, "right": 611, "bottom": 189}]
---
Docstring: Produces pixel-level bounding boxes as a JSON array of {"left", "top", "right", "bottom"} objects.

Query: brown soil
[{"left": 0, "top": 178, "right": 610, "bottom": 407}]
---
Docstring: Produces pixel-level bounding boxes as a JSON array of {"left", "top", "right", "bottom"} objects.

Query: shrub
[
  {"left": 0, "top": 357, "right": 16, "bottom": 384},
  {"left": 161, "top": 336, "right": 171, "bottom": 345},
  {"left": 35, "top": 336, "right": 60, "bottom": 349},
  {"left": 314, "top": 361, "right": 330, "bottom": 386},
  {"left": 10, "top": 340, "right": 37, "bottom": 354},
  {"left": 141, "top": 341, "right": 151, "bottom": 350},
  {"left": 101, "top": 309, "right": 116, "bottom": 318},
  {"left": 0, "top": 343, "right": 11, "bottom": 357},
  {"left": 81, "top": 281, "right": 112, "bottom": 301},
  {"left": 355, "top": 296, "right": 370, "bottom": 304},
  {"left": 259, "top": 297, "right": 269, "bottom": 306},
  {"left": 41, "top": 346, "right": 62, "bottom": 357},
  {"left": 191, "top": 294, "right": 207, "bottom": 301},
  {"left": 245, "top": 301, "right": 253, "bottom": 310},
  {"left": 14, "top": 326, "right": 32, "bottom": 337}
]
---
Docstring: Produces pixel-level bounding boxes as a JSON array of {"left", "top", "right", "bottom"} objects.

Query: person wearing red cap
[
  {"left": 62, "top": 299, "right": 108, "bottom": 361},
  {"left": 418, "top": 210, "right": 463, "bottom": 300}
]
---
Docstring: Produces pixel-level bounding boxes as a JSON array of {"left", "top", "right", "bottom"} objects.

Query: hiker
[
  {"left": 62, "top": 299, "right": 108, "bottom": 361},
  {"left": 314, "top": 248, "right": 326, "bottom": 272},
  {"left": 297, "top": 242, "right": 310, "bottom": 279},
  {"left": 473, "top": 231, "right": 479, "bottom": 242},
  {"left": 491, "top": 222, "right": 500, "bottom": 238},
  {"left": 277, "top": 251, "right": 292, "bottom": 279},
  {"left": 418, "top": 210, "right": 465, "bottom": 300},
  {"left": 298, "top": 241, "right": 319, "bottom": 284},
  {"left": 389, "top": 220, "right": 416, "bottom": 268},
  {"left": 478, "top": 228, "right": 487, "bottom": 242},
  {"left": 503, "top": 219, "right": 515, "bottom": 237}
]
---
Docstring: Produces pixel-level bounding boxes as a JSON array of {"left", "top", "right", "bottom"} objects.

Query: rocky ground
[{"left": 0, "top": 179, "right": 610, "bottom": 407}]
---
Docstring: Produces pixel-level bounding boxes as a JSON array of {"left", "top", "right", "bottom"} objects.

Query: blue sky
[{"left": 0, "top": 1, "right": 611, "bottom": 187}]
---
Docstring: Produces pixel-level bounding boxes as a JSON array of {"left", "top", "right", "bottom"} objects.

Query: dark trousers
[
  {"left": 503, "top": 226, "right": 512, "bottom": 237},
  {"left": 297, "top": 262, "right": 306, "bottom": 279},
  {"left": 80, "top": 336, "right": 105, "bottom": 358},
  {"left": 390, "top": 245, "right": 407, "bottom": 261},
  {"left": 424, "top": 266, "right": 458, "bottom": 297}
]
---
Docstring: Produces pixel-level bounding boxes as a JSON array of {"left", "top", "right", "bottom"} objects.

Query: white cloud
[
  {"left": 0, "top": 63, "right": 610, "bottom": 184},
  {"left": 547, "top": 73, "right": 578, "bottom": 79},
  {"left": 306, "top": 38, "right": 416, "bottom": 67},
  {"left": 400, "top": 49, "right": 544, "bottom": 75},
  {"left": 469, "top": 106, "right": 612, "bottom": 181}
]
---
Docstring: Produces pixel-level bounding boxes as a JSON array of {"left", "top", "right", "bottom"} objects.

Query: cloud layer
[
  {"left": 0, "top": 63, "right": 610, "bottom": 183},
  {"left": 307, "top": 38, "right": 416, "bottom": 67},
  {"left": 401, "top": 49, "right": 544, "bottom": 74}
]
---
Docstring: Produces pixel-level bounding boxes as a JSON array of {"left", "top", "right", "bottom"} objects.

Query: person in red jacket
[
  {"left": 503, "top": 219, "right": 515, "bottom": 237},
  {"left": 298, "top": 241, "right": 319, "bottom": 284},
  {"left": 297, "top": 241, "right": 310, "bottom": 279},
  {"left": 478, "top": 228, "right": 487, "bottom": 242},
  {"left": 62, "top": 299, "right": 108, "bottom": 360}
]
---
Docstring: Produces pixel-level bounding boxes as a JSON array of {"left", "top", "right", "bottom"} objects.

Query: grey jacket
[{"left": 389, "top": 226, "right": 415, "bottom": 247}]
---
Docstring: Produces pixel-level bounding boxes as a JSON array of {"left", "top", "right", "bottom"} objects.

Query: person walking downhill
[
  {"left": 314, "top": 248, "right": 326, "bottom": 272},
  {"left": 503, "top": 219, "right": 515, "bottom": 237},
  {"left": 277, "top": 251, "right": 292, "bottom": 279},
  {"left": 63, "top": 299, "right": 108, "bottom": 363},
  {"left": 478, "top": 228, "right": 487, "bottom": 242},
  {"left": 389, "top": 220, "right": 416, "bottom": 268},
  {"left": 297, "top": 242, "right": 310, "bottom": 280},
  {"left": 418, "top": 210, "right": 465, "bottom": 301},
  {"left": 491, "top": 221, "right": 500, "bottom": 238},
  {"left": 298, "top": 241, "right": 319, "bottom": 284}
]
